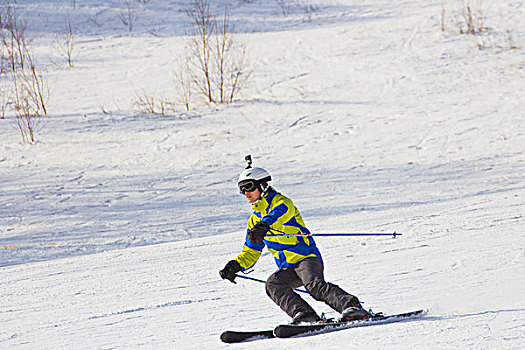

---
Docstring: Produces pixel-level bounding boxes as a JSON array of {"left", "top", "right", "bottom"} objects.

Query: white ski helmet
[
  {"left": 237, "top": 167, "right": 272, "bottom": 185},
  {"left": 238, "top": 155, "right": 272, "bottom": 194}
]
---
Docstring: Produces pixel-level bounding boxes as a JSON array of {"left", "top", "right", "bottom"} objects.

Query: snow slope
[{"left": 1, "top": 0, "right": 524, "bottom": 348}]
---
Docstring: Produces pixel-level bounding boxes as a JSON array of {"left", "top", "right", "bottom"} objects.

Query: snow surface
[{"left": 1, "top": 0, "right": 524, "bottom": 348}]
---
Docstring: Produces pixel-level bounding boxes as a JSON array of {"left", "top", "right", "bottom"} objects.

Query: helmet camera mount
[{"left": 245, "top": 154, "right": 253, "bottom": 169}]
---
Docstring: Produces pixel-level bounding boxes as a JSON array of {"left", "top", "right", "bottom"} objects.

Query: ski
[
  {"left": 220, "top": 329, "right": 275, "bottom": 343},
  {"left": 274, "top": 309, "right": 426, "bottom": 338},
  {"left": 220, "top": 310, "right": 425, "bottom": 343}
]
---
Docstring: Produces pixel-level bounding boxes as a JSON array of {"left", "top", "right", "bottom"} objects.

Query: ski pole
[
  {"left": 235, "top": 274, "right": 309, "bottom": 294},
  {"left": 270, "top": 229, "right": 401, "bottom": 238}
]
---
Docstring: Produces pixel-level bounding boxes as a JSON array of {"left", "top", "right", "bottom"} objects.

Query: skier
[{"left": 219, "top": 156, "right": 371, "bottom": 324}]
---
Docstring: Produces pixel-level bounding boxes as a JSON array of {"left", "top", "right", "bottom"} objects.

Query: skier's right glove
[
  {"left": 219, "top": 260, "right": 242, "bottom": 284},
  {"left": 248, "top": 221, "right": 270, "bottom": 244}
]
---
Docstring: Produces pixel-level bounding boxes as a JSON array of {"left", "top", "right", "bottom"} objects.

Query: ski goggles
[{"left": 239, "top": 180, "right": 258, "bottom": 194}]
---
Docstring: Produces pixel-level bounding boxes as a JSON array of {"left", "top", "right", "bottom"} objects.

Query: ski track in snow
[{"left": 1, "top": 0, "right": 524, "bottom": 348}]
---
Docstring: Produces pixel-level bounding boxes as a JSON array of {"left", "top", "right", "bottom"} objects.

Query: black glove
[
  {"left": 248, "top": 221, "right": 270, "bottom": 244},
  {"left": 219, "top": 260, "right": 241, "bottom": 284}
]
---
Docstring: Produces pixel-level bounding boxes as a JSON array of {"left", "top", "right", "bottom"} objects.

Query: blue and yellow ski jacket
[{"left": 234, "top": 187, "right": 322, "bottom": 270}]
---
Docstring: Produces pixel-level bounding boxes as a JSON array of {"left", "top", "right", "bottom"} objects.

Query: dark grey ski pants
[{"left": 265, "top": 257, "right": 360, "bottom": 318}]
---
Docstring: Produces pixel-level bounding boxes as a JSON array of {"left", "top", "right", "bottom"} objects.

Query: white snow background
[{"left": 1, "top": 0, "right": 524, "bottom": 348}]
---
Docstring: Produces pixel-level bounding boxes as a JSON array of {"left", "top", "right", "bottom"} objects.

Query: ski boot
[
  {"left": 341, "top": 306, "right": 372, "bottom": 321},
  {"left": 291, "top": 310, "right": 321, "bottom": 324}
]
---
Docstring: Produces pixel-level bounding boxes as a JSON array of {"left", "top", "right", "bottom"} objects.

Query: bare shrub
[
  {"left": 440, "top": 4, "right": 446, "bottom": 32},
  {"left": 441, "top": 1, "right": 518, "bottom": 52},
  {"left": 298, "top": 1, "right": 319, "bottom": 21},
  {"left": 119, "top": 0, "right": 137, "bottom": 32},
  {"left": 476, "top": 30, "right": 519, "bottom": 51},
  {"left": 135, "top": 94, "right": 156, "bottom": 114},
  {"left": 0, "top": 75, "right": 11, "bottom": 118},
  {"left": 147, "top": 26, "right": 161, "bottom": 37},
  {"left": 88, "top": 16, "right": 101, "bottom": 28},
  {"left": 1, "top": 1, "right": 29, "bottom": 72},
  {"left": 57, "top": 10, "right": 75, "bottom": 67},
  {"left": 275, "top": 0, "right": 292, "bottom": 17},
  {"left": 275, "top": 0, "right": 319, "bottom": 20},
  {"left": 454, "top": 0, "right": 486, "bottom": 35},
  {"left": 13, "top": 91, "right": 39, "bottom": 143},
  {"left": 97, "top": 100, "right": 110, "bottom": 115},
  {"left": 12, "top": 50, "right": 49, "bottom": 143},
  {"left": 505, "top": 30, "right": 518, "bottom": 50},
  {"left": 186, "top": 0, "right": 214, "bottom": 103},
  {"left": 19, "top": 51, "right": 49, "bottom": 116},
  {"left": 175, "top": 57, "right": 192, "bottom": 111},
  {"left": 134, "top": 94, "right": 176, "bottom": 117},
  {"left": 185, "top": 0, "right": 252, "bottom": 104},
  {"left": 223, "top": 42, "right": 251, "bottom": 104},
  {"left": 1, "top": 1, "right": 50, "bottom": 143},
  {"left": 475, "top": 35, "right": 493, "bottom": 50}
]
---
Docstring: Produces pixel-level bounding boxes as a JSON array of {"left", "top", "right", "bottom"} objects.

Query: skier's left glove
[
  {"left": 248, "top": 221, "right": 270, "bottom": 244},
  {"left": 219, "top": 260, "right": 241, "bottom": 284}
]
